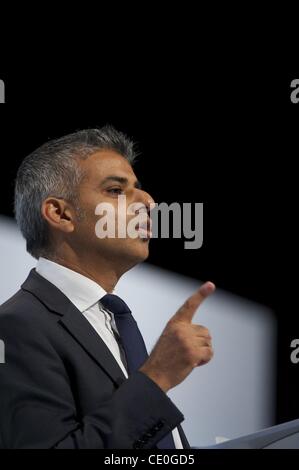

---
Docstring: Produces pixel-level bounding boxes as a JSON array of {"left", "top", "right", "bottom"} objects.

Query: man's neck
[{"left": 46, "top": 255, "right": 120, "bottom": 293}]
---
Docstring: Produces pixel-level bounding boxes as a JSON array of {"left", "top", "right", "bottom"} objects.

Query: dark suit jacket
[{"left": 0, "top": 268, "right": 190, "bottom": 449}]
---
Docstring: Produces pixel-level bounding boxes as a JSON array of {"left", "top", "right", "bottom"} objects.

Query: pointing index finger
[{"left": 173, "top": 281, "right": 216, "bottom": 323}]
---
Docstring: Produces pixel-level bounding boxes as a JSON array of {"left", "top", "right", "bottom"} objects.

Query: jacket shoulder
[{"left": 0, "top": 288, "right": 50, "bottom": 327}]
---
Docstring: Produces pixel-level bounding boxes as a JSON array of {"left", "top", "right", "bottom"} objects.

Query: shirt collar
[{"left": 36, "top": 257, "right": 114, "bottom": 313}]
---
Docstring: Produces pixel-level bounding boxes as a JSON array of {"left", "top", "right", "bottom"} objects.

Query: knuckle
[
  {"left": 184, "top": 299, "right": 196, "bottom": 310},
  {"left": 200, "top": 326, "right": 211, "bottom": 338},
  {"left": 166, "top": 322, "right": 186, "bottom": 341},
  {"left": 168, "top": 322, "right": 181, "bottom": 336},
  {"left": 184, "top": 344, "right": 196, "bottom": 361},
  {"left": 206, "top": 347, "right": 214, "bottom": 361},
  {"left": 166, "top": 319, "right": 177, "bottom": 331},
  {"left": 199, "top": 347, "right": 214, "bottom": 364}
]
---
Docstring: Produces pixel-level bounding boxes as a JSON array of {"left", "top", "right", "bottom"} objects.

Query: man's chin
[
  {"left": 128, "top": 238, "right": 150, "bottom": 263},
  {"left": 95, "top": 237, "right": 150, "bottom": 268}
]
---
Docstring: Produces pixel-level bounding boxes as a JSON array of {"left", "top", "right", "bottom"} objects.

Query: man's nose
[{"left": 139, "top": 190, "right": 155, "bottom": 213}]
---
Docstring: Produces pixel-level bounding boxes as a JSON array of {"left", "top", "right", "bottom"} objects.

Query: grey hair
[{"left": 14, "top": 125, "right": 138, "bottom": 259}]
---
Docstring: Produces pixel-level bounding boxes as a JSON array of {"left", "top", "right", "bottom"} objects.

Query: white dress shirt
[{"left": 36, "top": 257, "right": 183, "bottom": 449}]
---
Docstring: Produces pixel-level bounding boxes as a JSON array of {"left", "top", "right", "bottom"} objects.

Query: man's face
[{"left": 72, "top": 150, "right": 155, "bottom": 270}]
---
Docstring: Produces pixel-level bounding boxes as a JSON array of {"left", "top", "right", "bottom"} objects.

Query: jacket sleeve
[{"left": 0, "top": 314, "right": 184, "bottom": 449}]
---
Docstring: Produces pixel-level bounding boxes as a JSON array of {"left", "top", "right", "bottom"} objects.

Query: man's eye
[{"left": 107, "top": 188, "right": 124, "bottom": 195}]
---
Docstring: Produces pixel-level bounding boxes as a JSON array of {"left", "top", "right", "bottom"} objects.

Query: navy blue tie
[{"left": 100, "top": 294, "right": 176, "bottom": 449}]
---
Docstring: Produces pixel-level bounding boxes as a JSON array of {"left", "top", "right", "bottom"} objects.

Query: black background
[{"left": 0, "top": 59, "right": 297, "bottom": 426}]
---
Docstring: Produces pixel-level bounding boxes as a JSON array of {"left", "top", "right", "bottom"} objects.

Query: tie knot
[{"left": 100, "top": 294, "right": 131, "bottom": 316}]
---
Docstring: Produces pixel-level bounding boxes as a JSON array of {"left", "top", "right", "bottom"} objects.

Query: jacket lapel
[
  {"left": 60, "top": 303, "right": 127, "bottom": 386},
  {"left": 21, "top": 268, "right": 127, "bottom": 387}
]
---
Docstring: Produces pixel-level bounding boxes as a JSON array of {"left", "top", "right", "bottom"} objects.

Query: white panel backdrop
[{"left": 0, "top": 215, "right": 277, "bottom": 447}]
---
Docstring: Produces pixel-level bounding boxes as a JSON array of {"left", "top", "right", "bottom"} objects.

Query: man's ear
[{"left": 41, "top": 197, "right": 75, "bottom": 233}]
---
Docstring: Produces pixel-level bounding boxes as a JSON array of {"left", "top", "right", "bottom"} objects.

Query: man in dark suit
[{"left": 0, "top": 126, "right": 215, "bottom": 449}]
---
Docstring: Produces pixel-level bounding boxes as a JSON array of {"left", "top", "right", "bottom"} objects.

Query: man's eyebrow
[{"left": 101, "top": 176, "right": 142, "bottom": 189}]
